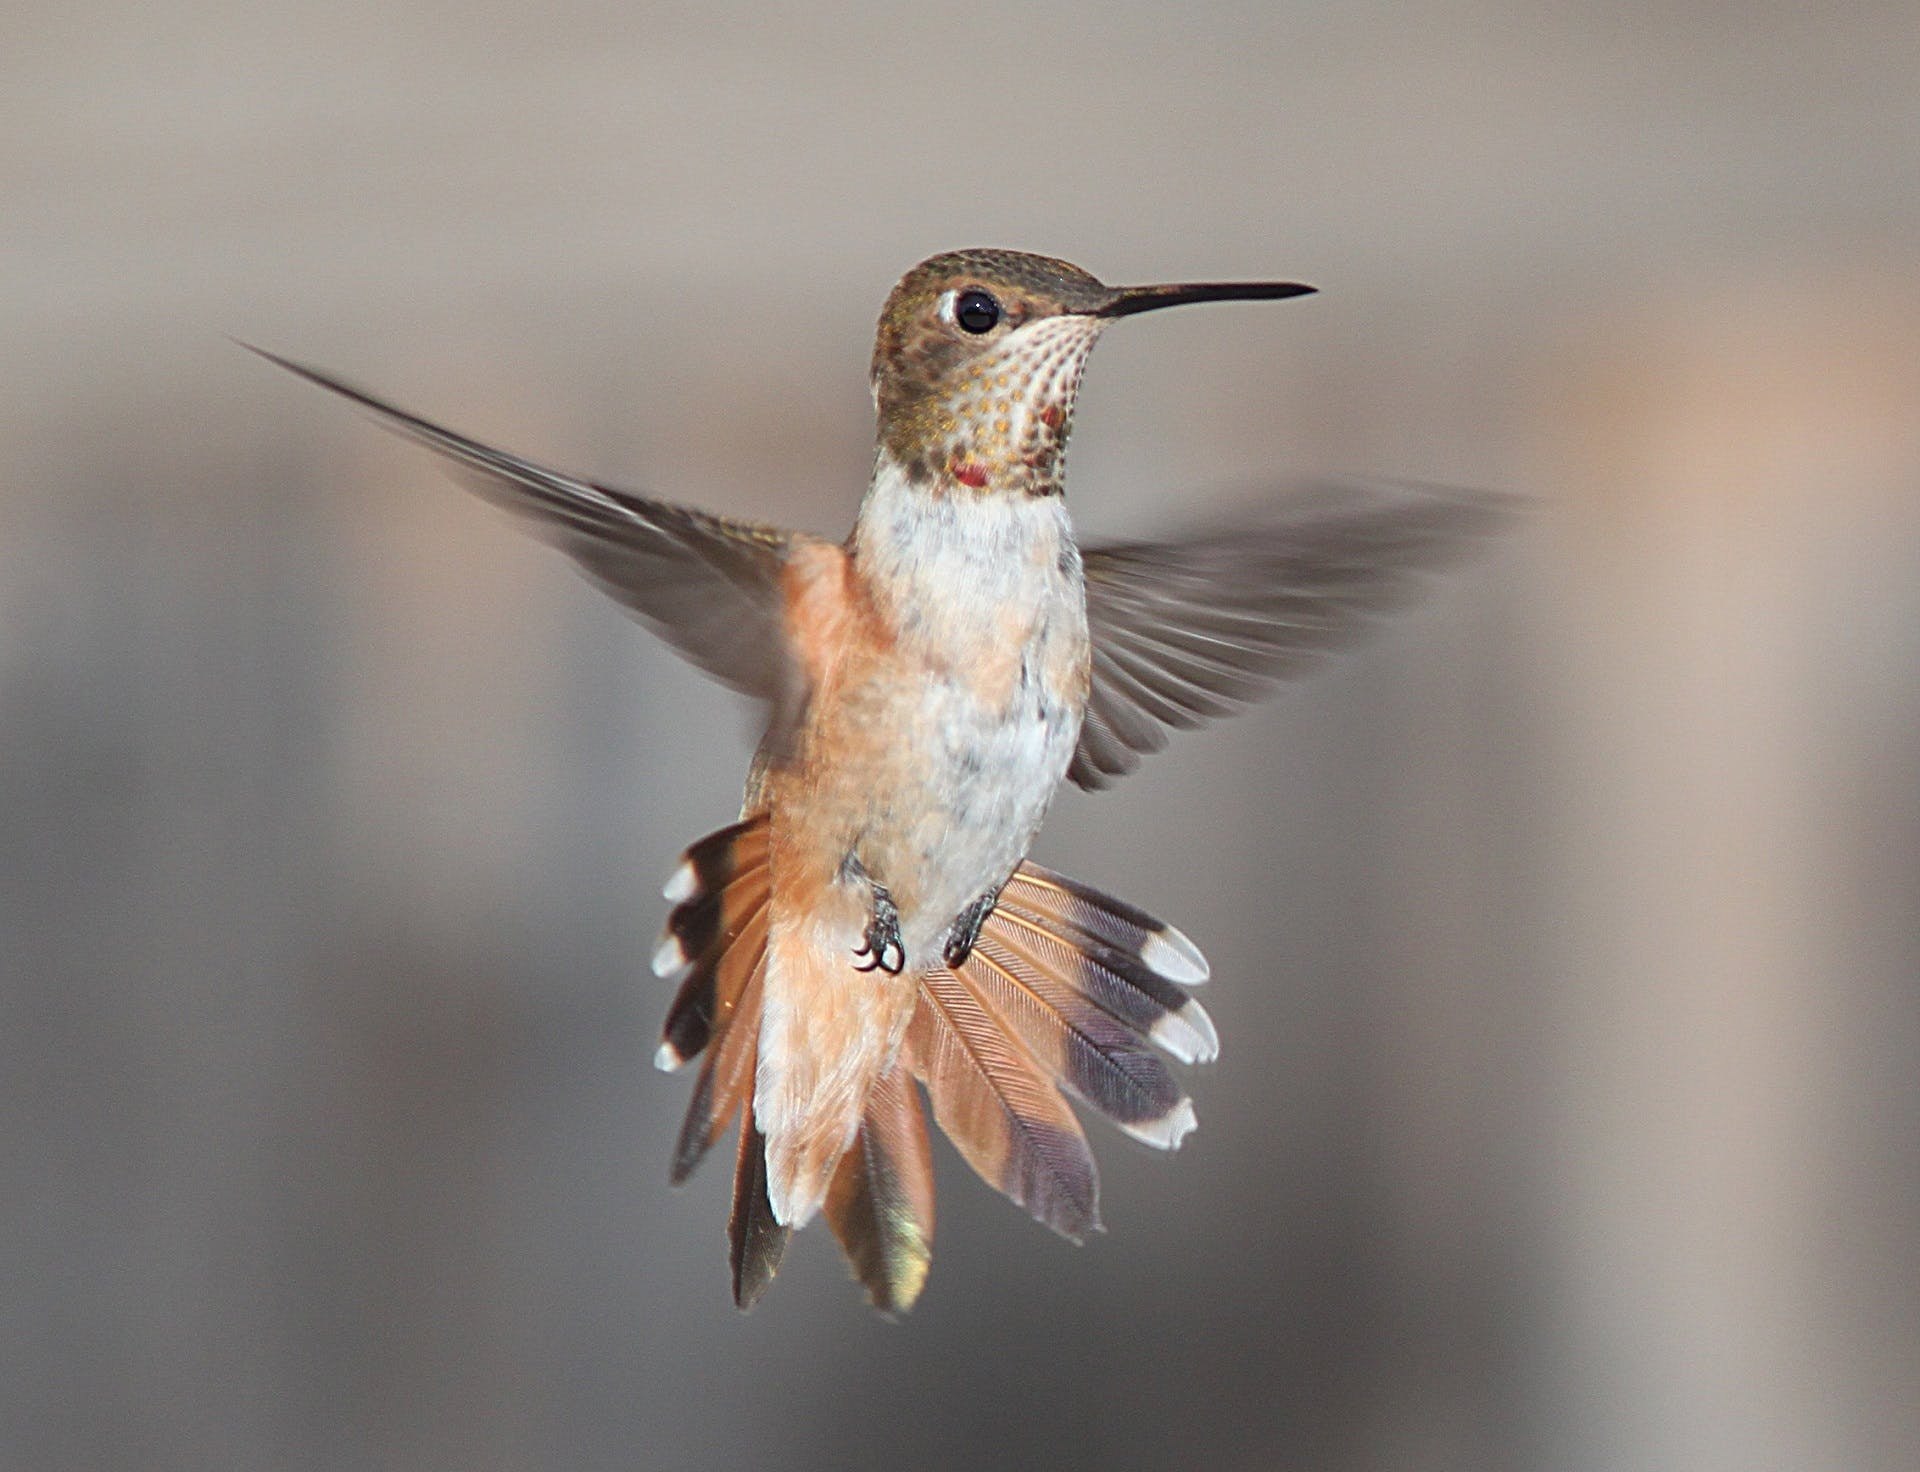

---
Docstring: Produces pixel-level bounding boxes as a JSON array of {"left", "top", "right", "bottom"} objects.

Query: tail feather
[
  {"left": 906, "top": 966, "right": 1101, "bottom": 1242},
  {"left": 824, "top": 1063, "right": 935, "bottom": 1315},
  {"left": 962, "top": 934, "right": 1195, "bottom": 1149},
  {"left": 669, "top": 953, "right": 766, "bottom": 1184},
  {"left": 729, "top": 1059, "right": 790, "bottom": 1311},
  {"left": 657, "top": 900, "right": 769, "bottom": 1073},
  {"left": 661, "top": 817, "right": 769, "bottom": 910},
  {"left": 1003, "top": 862, "right": 1210, "bottom": 981},
  {"left": 654, "top": 816, "right": 774, "bottom": 1185},
  {"left": 994, "top": 862, "right": 1217, "bottom": 1064},
  {"left": 653, "top": 817, "right": 771, "bottom": 1072}
]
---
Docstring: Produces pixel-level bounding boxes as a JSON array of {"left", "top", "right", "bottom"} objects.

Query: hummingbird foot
[
  {"left": 942, "top": 886, "right": 1002, "bottom": 970},
  {"left": 851, "top": 882, "right": 906, "bottom": 976}
]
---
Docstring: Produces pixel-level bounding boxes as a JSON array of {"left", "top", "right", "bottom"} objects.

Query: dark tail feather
[
  {"left": 960, "top": 933, "right": 1195, "bottom": 1148},
  {"left": 657, "top": 900, "right": 768, "bottom": 1073},
  {"left": 728, "top": 1057, "right": 790, "bottom": 1312},
  {"left": 825, "top": 1064, "right": 936, "bottom": 1315},
  {"left": 992, "top": 861, "right": 1217, "bottom": 1066},
  {"left": 654, "top": 816, "right": 774, "bottom": 1184},
  {"left": 652, "top": 817, "right": 771, "bottom": 1071},
  {"left": 669, "top": 954, "right": 767, "bottom": 1184},
  {"left": 653, "top": 819, "right": 787, "bottom": 1307}
]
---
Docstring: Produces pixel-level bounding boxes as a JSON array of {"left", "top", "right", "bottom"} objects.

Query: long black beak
[{"left": 1094, "top": 280, "right": 1317, "bottom": 318}]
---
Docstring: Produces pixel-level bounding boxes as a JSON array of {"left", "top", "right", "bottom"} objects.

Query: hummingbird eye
[{"left": 953, "top": 289, "right": 1001, "bottom": 335}]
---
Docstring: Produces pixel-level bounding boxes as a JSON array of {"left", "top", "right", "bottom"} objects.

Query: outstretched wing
[
  {"left": 248, "top": 347, "right": 798, "bottom": 703},
  {"left": 1070, "top": 482, "right": 1517, "bottom": 789}
]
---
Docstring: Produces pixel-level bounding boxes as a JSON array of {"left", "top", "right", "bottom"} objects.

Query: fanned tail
[
  {"left": 904, "top": 861, "right": 1215, "bottom": 1246},
  {"left": 656, "top": 833, "right": 1215, "bottom": 1313},
  {"left": 824, "top": 1063, "right": 936, "bottom": 1315},
  {"left": 985, "top": 861, "right": 1217, "bottom": 1069}
]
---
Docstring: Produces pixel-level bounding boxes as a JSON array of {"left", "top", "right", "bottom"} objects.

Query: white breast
[{"left": 852, "top": 451, "right": 1088, "bottom": 953}]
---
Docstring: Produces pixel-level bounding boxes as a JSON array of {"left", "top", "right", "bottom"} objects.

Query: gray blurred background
[{"left": 6, "top": 4, "right": 1919, "bottom": 1469}]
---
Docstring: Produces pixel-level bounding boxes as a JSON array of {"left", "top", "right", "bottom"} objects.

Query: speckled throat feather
[{"left": 871, "top": 251, "right": 1111, "bottom": 497}]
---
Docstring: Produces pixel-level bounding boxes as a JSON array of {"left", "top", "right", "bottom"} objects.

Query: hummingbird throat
[{"left": 883, "top": 315, "right": 1101, "bottom": 498}]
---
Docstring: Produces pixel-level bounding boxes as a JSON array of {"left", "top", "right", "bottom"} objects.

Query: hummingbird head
[{"left": 870, "top": 249, "right": 1314, "bottom": 496}]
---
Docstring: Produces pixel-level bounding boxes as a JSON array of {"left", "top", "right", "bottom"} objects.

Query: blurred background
[{"left": 6, "top": 3, "right": 1918, "bottom": 1469}]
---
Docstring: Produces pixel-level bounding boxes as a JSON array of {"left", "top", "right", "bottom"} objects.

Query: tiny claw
[
  {"left": 852, "top": 881, "right": 906, "bottom": 976},
  {"left": 852, "top": 930, "right": 905, "bottom": 976},
  {"left": 943, "top": 887, "right": 1001, "bottom": 971}
]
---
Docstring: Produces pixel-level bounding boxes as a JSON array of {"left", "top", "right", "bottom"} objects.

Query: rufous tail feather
[
  {"left": 729, "top": 1059, "right": 790, "bottom": 1311},
  {"left": 901, "top": 861, "right": 1214, "bottom": 1252},
  {"left": 652, "top": 817, "right": 770, "bottom": 1073},
  {"left": 653, "top": 817, "right": 775, "bottom": 1187},
  {"left": 823, "top": 1062, "right": 935, "bottom": 1315}
]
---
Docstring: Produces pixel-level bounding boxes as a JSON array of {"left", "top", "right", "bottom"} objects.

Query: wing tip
[{"left": 235, "top": 340, "right": 387, "bottom": 413}]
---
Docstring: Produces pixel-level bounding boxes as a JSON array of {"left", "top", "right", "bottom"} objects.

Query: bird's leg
[
  {"left": 943, "top": 884, "right": 1003, "bottom": 970},
  {"left": 843, "top": 855, "right": 906, "bottom": 976}
]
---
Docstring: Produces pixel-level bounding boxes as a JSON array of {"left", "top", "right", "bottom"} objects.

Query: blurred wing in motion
[
  {"left": 246, "top": 347, "right": 800, "bottom": 705},
  {"left": 1070, "top": 481, "right": 1518, "bottom": 789}
]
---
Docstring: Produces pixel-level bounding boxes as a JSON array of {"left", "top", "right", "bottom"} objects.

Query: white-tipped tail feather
[
  {"left": 651, "top": 932, "right": 689, "bottom": 979},
  {"left": 1127, "top": 1096, "right": 1197, "bottom": 1151},
  {"left": 1140, "top": 924, "right": 1210, "bottom": 985},
  {"left": 662, "top": 859, "right": 699, "bottom": 904},
  {"left": 1148, "top": 1002, "right": 1220, "bottom": 1066}
]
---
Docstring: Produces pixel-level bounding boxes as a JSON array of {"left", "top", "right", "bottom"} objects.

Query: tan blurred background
[{"left": 6, "top": 3, "right": 1919, "bottom": 1469}]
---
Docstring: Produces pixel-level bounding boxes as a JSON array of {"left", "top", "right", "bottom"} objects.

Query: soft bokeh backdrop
[{"left": 6, "top": 4, "right": 1918, "bottom": 1469}]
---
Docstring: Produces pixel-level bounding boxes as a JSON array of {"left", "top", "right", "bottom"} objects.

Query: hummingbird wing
[
  {"left": 247, "top": 348, "right": 798, "bottom": 705},
  {"left": 1070, "top": 482, "right": 1517, "bottom": 790}
]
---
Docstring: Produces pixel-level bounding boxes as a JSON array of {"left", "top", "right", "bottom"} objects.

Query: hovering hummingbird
[{"left": 251, "top": 248, "right": 1508, "bottom": 1315}]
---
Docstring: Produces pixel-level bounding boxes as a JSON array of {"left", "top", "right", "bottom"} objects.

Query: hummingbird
[{"left": 250, "top": 248, "right": 1508, "bottom": 1315}]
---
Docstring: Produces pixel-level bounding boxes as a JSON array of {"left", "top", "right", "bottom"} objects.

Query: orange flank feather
[{"left": 780, "top": 540, "right": 865, "bottom": 691}]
